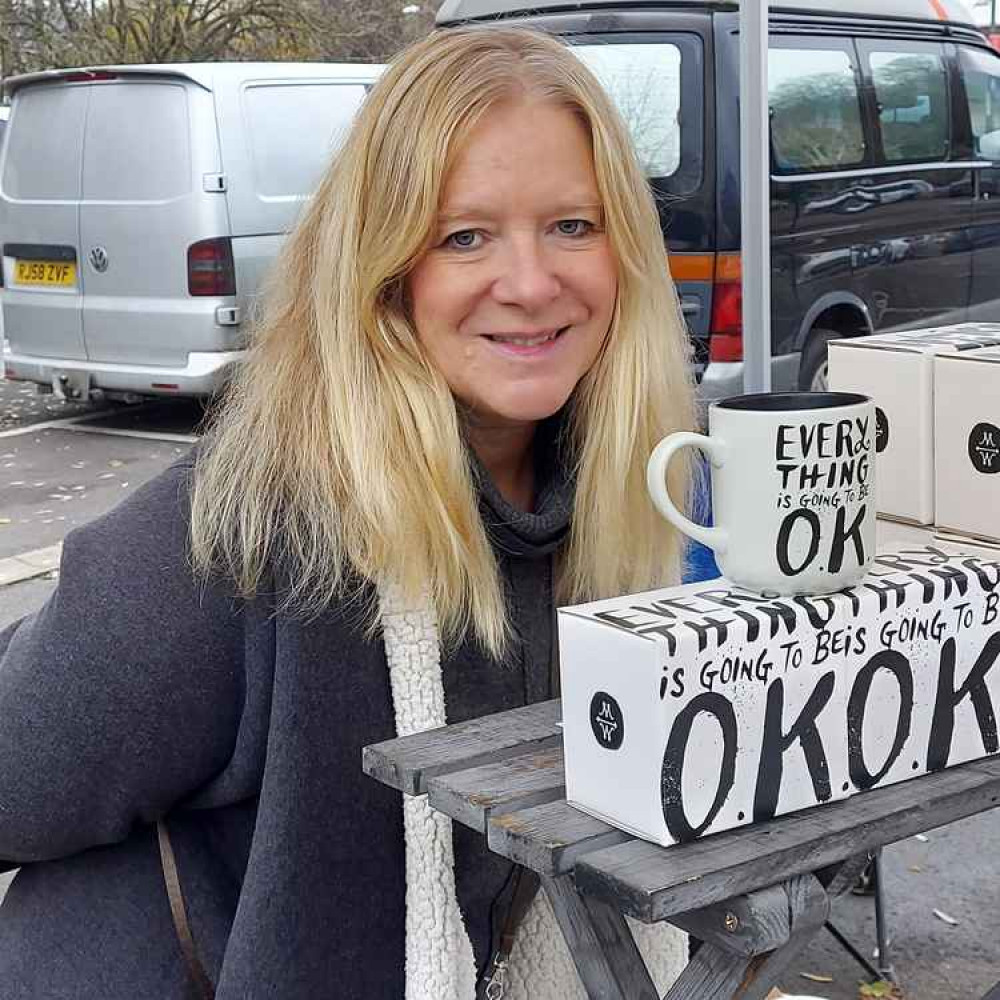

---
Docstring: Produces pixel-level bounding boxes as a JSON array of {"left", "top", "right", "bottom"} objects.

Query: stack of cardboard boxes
[{"left": 828, "top": 323, "right": 1000, "bottom": 545}]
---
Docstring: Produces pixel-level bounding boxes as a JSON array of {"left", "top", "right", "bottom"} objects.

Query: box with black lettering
[
  {"left": 558, "top": 545, "right": 1000, "bottom": 846},
  {"left": 828, "top": 324, "right": 1000, "bottom": 525}
]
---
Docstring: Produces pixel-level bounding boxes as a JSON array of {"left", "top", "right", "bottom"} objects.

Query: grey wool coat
[{"left": 0, "top": 442, "right": 686, "bottom": 998}]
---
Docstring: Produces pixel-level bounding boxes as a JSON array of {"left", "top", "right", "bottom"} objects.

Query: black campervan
[{"left": 438, "top": 0, "right": 1000, "bottom": 400}]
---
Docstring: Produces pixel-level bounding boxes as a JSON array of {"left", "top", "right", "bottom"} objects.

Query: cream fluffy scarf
[{"left": 379, "top": 581, "right": 688, "bottom": 1000}]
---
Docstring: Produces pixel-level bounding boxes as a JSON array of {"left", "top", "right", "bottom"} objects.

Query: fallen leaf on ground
[
  {"left": 859, "top": 981, "right": 903, "bottom": 998},
  {"left": 108, "top": 459, "right": 124, "bottom": 468},
  {"left": 908, "top": 865, "right": 922, "bottom": 873},
  {"left": 800, "top": 972, "right": 834, "bottom": 983},
  {"left": 933, "top": 908, "right": 959, "bottom": 926},
  {"left": 0, "top": 517, "right": 10, "bottom": 525},
  {"left": 913, "top": 834, "right": 929, "bottom": 843}
]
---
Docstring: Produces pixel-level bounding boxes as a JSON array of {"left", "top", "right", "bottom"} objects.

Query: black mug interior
[{"left": 715, "top": 391, "right": 870, "bottom": 412}]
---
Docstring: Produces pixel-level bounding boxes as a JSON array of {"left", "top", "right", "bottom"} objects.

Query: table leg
[
  {"left": 541, "top": 874, "right": 660, "bottom": 1000},
  {"left": 872, "top": 850, "right": 896, "bottom": 983},
  {"left": 662, "top": 874, "right": 830, "bottom": 1000}
]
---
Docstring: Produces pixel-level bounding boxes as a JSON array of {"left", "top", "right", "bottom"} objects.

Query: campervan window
[
  {"left": 869, "top": 48, "right": 950, "bottom": 163},
  {"left": 83, "top": 83, "right": 192, "bottom": 201},
  {"left": 243, "top": 82, "right": 368, "bottom": 200},
  {"left": 1, "top": 85, "right": 87, "bottom": 200},
  {"left": 769, "top": 46, "right": 865, "bottom": 172},
  {"left": 960, "top": 45, "right": 1000, "bottom": 154},
  {"left": 569, "top": 34, "right": 703, "bottom": 194}
]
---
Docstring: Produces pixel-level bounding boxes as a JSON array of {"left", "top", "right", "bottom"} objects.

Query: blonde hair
[{"left": 190, "top": 26, "right": 695, "bottom": 656}]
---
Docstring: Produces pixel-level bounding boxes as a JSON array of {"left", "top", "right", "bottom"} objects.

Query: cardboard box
[
  {"left": 934, "top": 346, "right": 1000, "bottom": 543},
  {"left": 559, "top": 543, "right": 1000, "bottom": 847},
  {"left": 828, "top": 324, "right": 1000, "bottom": 525}
]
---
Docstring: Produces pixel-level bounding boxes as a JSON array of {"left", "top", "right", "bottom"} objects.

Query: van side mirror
[{"left": 978, "top": 129, "right": 1000, "bottom": 162}]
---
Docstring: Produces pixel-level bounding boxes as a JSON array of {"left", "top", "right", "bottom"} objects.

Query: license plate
[{"left": 13, "top": 260, "right": 76, "bottom": 287}]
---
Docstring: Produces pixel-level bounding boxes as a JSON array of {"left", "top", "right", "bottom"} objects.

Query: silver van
[{"left": 0, "top": 62, "right": 382, "bottom": 400}]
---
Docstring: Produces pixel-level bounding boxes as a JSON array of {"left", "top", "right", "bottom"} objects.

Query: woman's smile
[{"left": 481, "top": 325, "right": 569, "bottom": 354}]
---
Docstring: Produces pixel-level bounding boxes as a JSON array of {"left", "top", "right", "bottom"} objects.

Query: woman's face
[{"left": 406, "top": 99, "right": 618, "bottom": 429}]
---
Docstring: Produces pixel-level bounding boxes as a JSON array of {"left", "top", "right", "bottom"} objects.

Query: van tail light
[
  {"left": 708, "top": 253, "right": 743, "bottom": 363},
  {"left": 187, "top": 238, "right": 236, "bottom": 297}
]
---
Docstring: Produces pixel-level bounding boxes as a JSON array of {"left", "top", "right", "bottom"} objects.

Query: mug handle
[{"left": 646, "top": 432, "right": 729, "bottom": 556}]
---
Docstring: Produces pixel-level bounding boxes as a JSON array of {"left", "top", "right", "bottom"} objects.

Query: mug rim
[{"left": 713, "top": 391, "right": 871, "bottom": 413}]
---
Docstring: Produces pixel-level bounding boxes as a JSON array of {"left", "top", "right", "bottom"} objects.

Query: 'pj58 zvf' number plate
[{"left": 13, "top": 260, "right": 76, "bottom": 286}]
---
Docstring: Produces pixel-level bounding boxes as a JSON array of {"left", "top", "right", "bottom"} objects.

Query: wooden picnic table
[{"left": 363, "top": 696, "right": 1000, "bottom": 1000}]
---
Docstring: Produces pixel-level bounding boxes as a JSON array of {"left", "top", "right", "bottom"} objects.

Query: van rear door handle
[{"left": 681, "top": 301, "right": 700, "bottom": 317}]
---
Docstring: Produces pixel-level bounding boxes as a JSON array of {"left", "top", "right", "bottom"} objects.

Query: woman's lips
[{"left": 482, "top": 326, "right": 569, "bottom": 357}]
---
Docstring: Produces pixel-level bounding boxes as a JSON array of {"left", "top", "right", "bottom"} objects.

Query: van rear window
[
  {"left": 1, "top": 85, "right": 88, "bottom": 200},
  {"left": 570, "top": 35, "right": 703, "bottom": 194},
  {"left": 243, "top": 83, "right": 368, "bottom": 200},
  {"left": 82, "top": 83, "right": 192, "bottom": 201}
]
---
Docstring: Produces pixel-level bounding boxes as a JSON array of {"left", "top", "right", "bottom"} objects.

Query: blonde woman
[{"left": 0, "top": 26, "right": 695, "bottom": 1000}]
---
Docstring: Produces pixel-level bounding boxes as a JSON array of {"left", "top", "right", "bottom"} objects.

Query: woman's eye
[
  {"left": 444, "top": 229, "right": 482, "bottom": 250},
  {"left": 556, "top": 219, "right": 594, "bottom": 237}
]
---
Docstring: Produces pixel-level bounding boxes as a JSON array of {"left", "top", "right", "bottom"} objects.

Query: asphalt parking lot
[
  {"left": 0, "top": 377, "right": 201, "bottom": 607},
  {"left": 0, "top": 377, "right": 996, "bottom": 999}
]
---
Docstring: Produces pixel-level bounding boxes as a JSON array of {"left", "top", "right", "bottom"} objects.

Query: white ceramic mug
[{"left": 647, "top": 392, "right": 877, "bottom": 596}]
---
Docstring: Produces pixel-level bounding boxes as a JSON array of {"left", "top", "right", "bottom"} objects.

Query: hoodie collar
[{"left": 467, "top": 413, "right": 575, "bottom": 560}]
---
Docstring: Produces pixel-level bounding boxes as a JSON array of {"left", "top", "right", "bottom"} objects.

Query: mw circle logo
[
  {"left": 969, "top": 422, "right": 1000, "bottom": 474},
  {"left": 589, "top": 691, "right": 624, "bottom": 751}
]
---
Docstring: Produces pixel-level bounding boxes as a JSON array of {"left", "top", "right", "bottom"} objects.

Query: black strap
[
  {"left": 477, "top": 563, "right": 558, "bottom": 990},
  {"left": 477, "top": 866, "right": 542, "bottom": 999},
  {"left": 157, "top": 820, "right": 216, "bottom": 1000},
  {"left": 498, "top": 866, "right": 541, "bottom": 958}
]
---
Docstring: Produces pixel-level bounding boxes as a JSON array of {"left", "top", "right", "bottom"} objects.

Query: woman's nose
[{"left": 491, "top": 238, "right": 561, "bottom": 310}]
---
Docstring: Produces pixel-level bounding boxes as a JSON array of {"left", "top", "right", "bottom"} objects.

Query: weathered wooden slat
[
  {"left": 361, "top": 698, "right": 561, "bottom": 795},
  {"left": 487, "top": 799, "right": 630, "bottom": 875},
  {"left": 425, "top": 745, "right": 565, "bottom": 832},
  {"left": 662, "top": 875, "right": 829, "bottom": 1000},
  {"left": 540, "top": 874, "right": 659, "bottom": 1000},
  {"left": 575, "top": 755, "right": 1000, "bottom": 923}
]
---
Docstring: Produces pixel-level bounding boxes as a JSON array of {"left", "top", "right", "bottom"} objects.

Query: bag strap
[
  {"left": 499, "top": 866, "right": 542, "bottom": 958},
  {"left": 477, "top": 568, "right": 561, "bottom": 998},
  {"left": 156, "top": 820, "right": 216, "bottom": 1000}
]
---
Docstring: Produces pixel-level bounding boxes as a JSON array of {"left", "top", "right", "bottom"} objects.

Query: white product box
[
  {"left": 934, "top": 346, "right": 1000, "bottom": 543},
  {"left": 559, "top": 544, "right": 1000, "bottom": 847},
  {"left": 828, "top": 324, "right": 1000, "bottom": 525}
]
